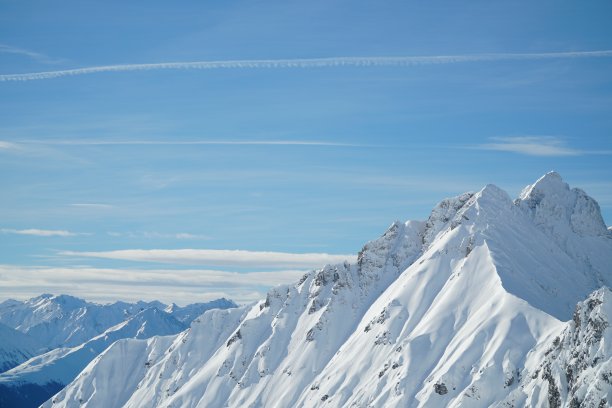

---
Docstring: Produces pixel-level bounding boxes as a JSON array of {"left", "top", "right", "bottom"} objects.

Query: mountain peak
[
  {"left": 50, "top": 294, "right": 88, "bottom": 307},
  {"left": 518, "top": 171, "right": 566, "bottom": 202},
  {"left": 33, "top": 294, "right": 53, "bottom": 301},
  {"left": 29, "top": 294, "right": 87, "bottom": 309},
  {"left": 517, "top": 172, "right": 608, "bottom": 237}
]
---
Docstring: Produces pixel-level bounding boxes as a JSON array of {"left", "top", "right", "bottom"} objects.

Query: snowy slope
[
  {"left": 0, "top": 322, "right": 43, "bottom": 373},
  {"left": 45, "top": 173, "right": 612, "bottom": 408},
  {"left": 44, "top": 307, "right": 246, "bottom": 407},
  {"left": 0, "top": 294, "right": 236, "bottom": 349}
]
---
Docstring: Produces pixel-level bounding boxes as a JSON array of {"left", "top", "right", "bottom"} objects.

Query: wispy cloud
[
  {"left": 107, "top": 231, "right": 211, "bottom": 240},
  {"left": 1, "top": 50, "right": 611, "bottom": 81},
  {"left": 17, "top": 139, "right": 360, "bottom": 147},
  {"left": 161, "top": 232, "right": 210, "bottom": 239},
  {"left": 0, "top": 139, "right": 361, "bottom": 165},
  {"left": 1, "top": 228, "right": 88, "bottom": 237},
  {"left": 70, "top": 203, "right": 115, "bottom": 209},
  {"left": 476, "top": 136, "right": 612, "bottom": 157},
  {"left": 60, "top": 248, "right": 356, "bottom": 268},
  {"left": 0, "top": 44, "right": 62, "bottom": 64},
  {"left": 478, "top": 136, "right": 580, "bottom": 156},
  {"left": 0, "top": 264, "right": 306, "bottom": 304},
  {"left": 0, "top": 141, "right": 19, "bottom": 150},
  {"left": 0, "top": 140, "right": 91, "bottom": 164}
]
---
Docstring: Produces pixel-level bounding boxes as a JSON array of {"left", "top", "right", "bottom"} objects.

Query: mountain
[
  {"left": 44, "top": 173, "right": 612, "bottom": 407},
  {"left": 0, "top": 323, "right": 43, "bottom": 373},
  {"left": 0, "top": 295, "right": 237, "bottom": 408},
  {"left": 0, "top": 294, "right": 238, "bottom": 349}
]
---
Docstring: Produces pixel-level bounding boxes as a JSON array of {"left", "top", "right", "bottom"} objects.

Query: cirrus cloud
[
  {"left": 0, "top": 141, "right": 19, "bottom": 150},
  {"left": 0, "top": 44, "right": 63, "bottom": 64},
  {"left": 1, "top": 228, "right": 88, "bottom": 237},
  {"left": 476, "top": 136, "right": 612, "bottom": 157},
  {"left": 106, "top": 231, "right": 211, "bottom": 240}
]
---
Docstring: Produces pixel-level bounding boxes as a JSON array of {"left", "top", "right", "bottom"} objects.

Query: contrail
[{"left": 1, "top": 51, "right": 612, "bottom": 81}]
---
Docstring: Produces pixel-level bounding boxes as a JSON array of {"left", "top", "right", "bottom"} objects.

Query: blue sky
[{"left": 1, "top": 0, "right": 611, "bottom": 304}]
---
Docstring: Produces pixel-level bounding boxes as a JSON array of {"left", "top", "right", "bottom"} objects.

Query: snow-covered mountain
[
  {"left": 45, "top": 172, "right": 612, "bottom": 407},
  {"left": 0, "top": 322, "right": 43, "bottom": 373}
]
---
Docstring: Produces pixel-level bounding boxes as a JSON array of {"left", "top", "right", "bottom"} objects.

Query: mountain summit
[
  {"left": 45, "top": 173, "right": 612, "bottom": 407},
  {"left": 518, "top": 171, "right": 608, "bottom": 237}
]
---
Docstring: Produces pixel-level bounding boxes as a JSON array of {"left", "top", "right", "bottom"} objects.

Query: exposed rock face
[
  {"left": 421, "top": 192, "right": 474, "bottom": 247},
  {"left": 434, "top": 382, "right": 448, "bottom": 395}
]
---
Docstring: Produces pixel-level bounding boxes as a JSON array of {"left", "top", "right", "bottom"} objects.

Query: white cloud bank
[
  {"left": 60, "top": 248, "right": 356, "bottom": 268},
  {"left": 1, "top": 228, "right": 86, "bottom": 237},
  {"left": 1, "top": 50, "right": 611, "bottom": 81},
  {"left": 0, "top": 265, "right": 307, "bottom": 304}
]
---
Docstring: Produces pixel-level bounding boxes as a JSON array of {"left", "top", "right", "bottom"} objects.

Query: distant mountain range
[
  {"left": 0, "top": 294, "right": 237, "bottom": 407},
  {"left": 42, "top": 172, "right": 612, "bottom": 407}
]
